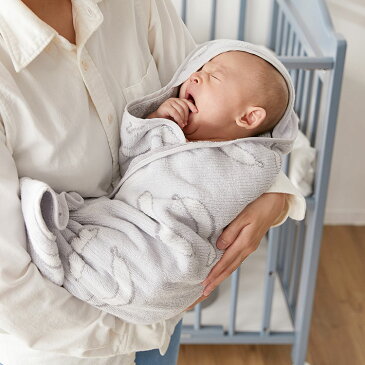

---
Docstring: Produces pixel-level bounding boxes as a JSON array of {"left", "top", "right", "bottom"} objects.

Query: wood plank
[{"left": 178, "top": 226, "right": 365, "bottom": 365}]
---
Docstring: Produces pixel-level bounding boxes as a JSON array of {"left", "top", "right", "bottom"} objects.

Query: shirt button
[
  {"left": 108, "top": 114, "right": 114, "bottom": 123},
  {"left": 81, "top": 60, "right": 89, "bottom": 71},
  {"left": 87, "top": 7, "right": 94, "bottom": 16}
]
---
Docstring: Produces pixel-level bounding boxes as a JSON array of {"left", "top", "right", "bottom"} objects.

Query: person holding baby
[{"left": 0, "top": 1, "right": 305, "bottom": 364}]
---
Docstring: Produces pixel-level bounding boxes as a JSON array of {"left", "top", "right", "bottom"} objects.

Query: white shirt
[{"left": 0, "top": 0, "right": 305, "bottom": 364}]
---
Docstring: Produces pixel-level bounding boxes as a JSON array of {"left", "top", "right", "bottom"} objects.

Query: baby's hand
[{"left": 147, "top": 98, "right": 198, "bottom": 129}]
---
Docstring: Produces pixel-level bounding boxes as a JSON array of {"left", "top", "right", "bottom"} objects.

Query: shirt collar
[{"left": 0, "top": 0, "right": 104, "bottom": 72}]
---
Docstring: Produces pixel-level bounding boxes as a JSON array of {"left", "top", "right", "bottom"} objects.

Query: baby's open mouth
[{"left": 186, "top": 92, "right": 196, "bottom": 106}]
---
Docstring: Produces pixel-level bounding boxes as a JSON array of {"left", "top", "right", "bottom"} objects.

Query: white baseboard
[{"left": 324, "top": 209, "right": 365, "bottom": 225}]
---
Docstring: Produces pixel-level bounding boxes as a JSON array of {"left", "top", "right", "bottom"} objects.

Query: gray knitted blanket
[{"left": 20, "top": 40, "right": 298, "bottom": 324}]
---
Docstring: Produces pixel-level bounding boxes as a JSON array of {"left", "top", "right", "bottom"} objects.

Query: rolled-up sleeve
[{"left": 267, "top": 171, "right": 306, "bottom": 227}]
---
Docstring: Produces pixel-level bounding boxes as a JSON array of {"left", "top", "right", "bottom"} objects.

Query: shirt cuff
[{"left": 267, "top": 171, "right": 306, "bottom": 227}]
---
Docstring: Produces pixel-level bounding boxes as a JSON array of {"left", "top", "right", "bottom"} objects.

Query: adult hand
[{"left": 200, "top": 192, "right": 287, "bottom": 297}]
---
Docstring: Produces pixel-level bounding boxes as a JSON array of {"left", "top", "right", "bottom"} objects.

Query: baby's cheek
[
  {"left": 207, "top": 104, "right": 228, "bottom": 124},
  {"left": 178, "top": 81, "right": 189, "bottom": 98}
]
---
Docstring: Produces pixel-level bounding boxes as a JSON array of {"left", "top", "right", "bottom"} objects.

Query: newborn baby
[
  {"left": 21, "top": 40, "right": 299, "bottom": 324},
  {"left": 147, "top": 50, "right": 289, "bottom": 142}
]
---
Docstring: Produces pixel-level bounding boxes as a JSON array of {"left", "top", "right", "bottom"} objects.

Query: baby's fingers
[
  {"left": 174, "top": 98, "right": 197, "bottom": 120},
  {"left": 173, "top": 100, "right": 190, "bottom": 123},
  {"left": 169, "top": 103, "right": 188, "bottom": 127},
  {"left": 168, "top": 104, "right": 187, "bottom": 128},
  {"left": 181, "top": 98, "right": 198, "bottom": 113}
]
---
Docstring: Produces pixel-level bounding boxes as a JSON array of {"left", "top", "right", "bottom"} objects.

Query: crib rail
[{"left": 176, "top": 1, "right": 346, "bottom": 364}]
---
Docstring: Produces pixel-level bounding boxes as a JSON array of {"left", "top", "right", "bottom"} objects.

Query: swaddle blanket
[{"left": 20, "top": 40, "right": 298, "bottom": 324}]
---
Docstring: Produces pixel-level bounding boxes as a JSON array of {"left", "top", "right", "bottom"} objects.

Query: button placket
[
  {"left": 81, "top": 60, "right": 89, "bottom": 71},
  {"left": 78, "top": 49, "right": 120, "bottom": 182}
]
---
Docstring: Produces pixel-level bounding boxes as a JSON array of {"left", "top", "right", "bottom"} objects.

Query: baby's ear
[{"left": 236, "top": 107, "right": 266, "bottom": 129}]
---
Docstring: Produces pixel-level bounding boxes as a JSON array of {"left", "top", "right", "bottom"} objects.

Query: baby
[{"left": 147, "top": 50, "right": 289, "bottom": 142}]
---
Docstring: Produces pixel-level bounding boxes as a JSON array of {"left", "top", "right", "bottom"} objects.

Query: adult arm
[
  {"left": 200, "top": 172, "right": 305, "bottom": 297},
  {"left": 0, "top": 1, "right": 197, "bottom": 355},
  {"left": 0, "top": 122, "right": 183, "bottom": 356}
]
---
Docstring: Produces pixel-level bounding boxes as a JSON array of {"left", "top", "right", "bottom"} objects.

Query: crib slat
[
  {"left": 287, "top": 26, "right": 295, "bottom": 56},
  {"left": 290, "top": 40, "right": 301, "bottom": 93},
  {"left": 261, "top": 227, "right": 281, "bottom": 334},
  {"left": 194, "top": 303, "right": 202, "bottom": 330},
  {"left": 210, "top": 0, "right": 217, "bottom": 40},
  {"left": 288, "top": 33, "right": 296, "bottom": 79},
  {"left": 228, "top": 267, "right": 241, "bottom": 336},
  {"left": 294, "top": 50, "right": 306, "bottom": 113},
  {"left": 277, "top": 220, "right": 288, "bottom": 272},
  {"left": 275, "top": 9, "right": 284, "bottom": 54},
  {"left": 285, "top": 23, "right": 292, "bottom": 55},
  {"left": 278, "top": 10, "right": 286, "bottom": 55},
  {"left": 282, "top": 220, "right": 297, "bottom": 289},
  {"left": 307, "top": 75, "right": 323, "bottom": 146},
  {"left": 299, "top": 70, "right": 314, "bottom": 129},
  {"left": 269, "top": 0, "right": 279, "bottom": 50},
  {"left": 237, "top": 0, "right": 247, "bottom": 40},
  {"left": 181, "top": 0, "right": 187, "bottom": 24},
  {"left": 282, "top": 153, "right": 291, "bottom": 176},
  {"left": 298, "top": 70, "right": 306, "bottom": 122},
  {"left": 288, "top": 220, "right": 306, "bottom": 312},
  {"left": 281, "top": 19, "right": 289, "bottom": 56}
]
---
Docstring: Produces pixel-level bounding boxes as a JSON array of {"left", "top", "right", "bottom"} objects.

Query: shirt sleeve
[
  {"left": 148, "top": 0, "right": 197, "bottom": 87},
  {"left": 266, "top": 171, "right": 306, "bottom": 227},
  {"left": 0, "top": 1, "right": 198, "bottom": 358},
  {"left": 0, "top": 120, "right": 181, "bottom": 357}
]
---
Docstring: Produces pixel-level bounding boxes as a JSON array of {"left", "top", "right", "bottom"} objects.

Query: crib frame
[{"left": 177, "top": 1, "right": 346, "bottom": 364}]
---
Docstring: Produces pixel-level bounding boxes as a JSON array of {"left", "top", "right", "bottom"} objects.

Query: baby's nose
[{"left": 190, "top": 72, "right": 202, "bottom": 84}]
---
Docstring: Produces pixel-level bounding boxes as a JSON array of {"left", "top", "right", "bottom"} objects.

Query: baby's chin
[{"left": 182, "top": 118, "right": 199, "bottom": 138}]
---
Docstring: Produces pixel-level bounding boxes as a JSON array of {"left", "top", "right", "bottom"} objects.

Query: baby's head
[{"left": 178, "top": 50, "right": 289, "bottom": 141}]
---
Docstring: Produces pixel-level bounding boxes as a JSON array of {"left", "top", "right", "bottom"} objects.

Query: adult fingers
[
  {"left": 203, "top": 254, "right": 248, "bottom": 296},
  {"left": 203, "top": 224, "right": 258, "bottom": 287},
  {"left": 184, "top": 294, "right": 209, "bottom": 311},
  {"left": 202, "top": 244, "right": 241, "bottom": 287},
  {"left": 216, "top": 211, "right": 250, "bottom": 250}
]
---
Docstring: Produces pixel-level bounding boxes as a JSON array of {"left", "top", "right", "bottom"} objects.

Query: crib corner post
[{"left": 290, "top": 208, "right": 323, "bottom": 365}]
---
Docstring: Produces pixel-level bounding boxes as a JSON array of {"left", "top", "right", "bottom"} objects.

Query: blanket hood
[{"left": 125, "top": 39, "right": 299, "bottom": 155}]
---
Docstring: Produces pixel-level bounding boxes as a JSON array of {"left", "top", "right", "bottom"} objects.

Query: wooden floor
[{"left": 178, "top": 226, "right": 365, "bottom": 365}]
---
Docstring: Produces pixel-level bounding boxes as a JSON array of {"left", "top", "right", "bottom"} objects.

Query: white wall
[
  {"left": 323, "top": 0, "right": 365, "bottom": 225},
  {"left": 171, "top": 0, "right": 271, "bottom": 44},
  {"left": 171, "top": 0, "right": 365, "bottom": 225}
]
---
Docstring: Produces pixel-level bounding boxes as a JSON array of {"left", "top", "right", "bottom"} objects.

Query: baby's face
[{"left": 178, "top": 51, "right": 257, "bottom": 141}]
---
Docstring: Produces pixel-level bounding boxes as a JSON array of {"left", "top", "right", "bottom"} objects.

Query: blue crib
[{"left": 174, "top": 0, "right": 347, "bottom": 364}]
